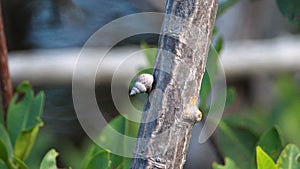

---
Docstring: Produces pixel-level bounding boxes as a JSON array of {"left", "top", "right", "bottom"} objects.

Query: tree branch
[
  {"left": 130, "top": 0, "right": 218, "bottom": 168},
  {"left": 0, "top": 2, "right": 13, "bottom": 124}
]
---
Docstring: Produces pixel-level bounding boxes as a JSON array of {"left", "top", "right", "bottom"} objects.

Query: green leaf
[
  {"left": 86, "top": 116, "right": 137, "bottom": 169},
  {"left": 212, "top": 29, "right": 224, "bottom": 53},
  {"left": 7, "top": 81, "right": 44, "bottom": 159},
  {"left": 225, "top": 87, "right": 236, "bottom": 107},
  {"left": 0, "top": 127, "right": 15, "bottom": 169},
  {"left": 199, "top": 71, "right": 211, "bottom": 112},
  {"left": 98, "top": 115, "right": 138, "bottom": 155},
  {"left": 271, "top": 74, "right": 300, "bottom": 148},
  {"left": 276, "top": 0, "right": 300, "bottom": 26},
  {"left": 14, "top": 156, "right": 28, "bottom": 169},
  {"left": 0, "top": 124, "right": 13, "bottom": 161},
  {"left": 256, "top": 146, "right": 277, "bottom": 169},
  {"left": 218, "top": 0, "right": 240, "bottom": 16},
  {"left": 257, "top": 127, "right": 284, "bottom": 161},
  {"left": 14, "top": 125, "right": 41, "bottom": 160},
  {"left": 222, "top": 111, "right": 267, "bottom": 136},
  {"left": 200, "top": 30, "right": 223, "bottom": 112},
  {"left": 101, "top": 152, "right": 130, "bottom": 169},
  {"left": 0, "top": 159, "right": 9, "bottom": 169},
  {"left": 200, "top": 47, "right": 219, "bottom": 111},
  {"left": 276, "top": 144, "right": 300, "bottom": 169},
  {"left": 212, "top": 157, "right": 240, "bottom": 169},
  {"left": 40, "top": 149, "right": 59, "bottom": 169},
  {"left": 218, "top": 120, "right": 258, "bottom": 169},
  {"left": 0, "top": 140, "right": 8, "bottom": 162},
  {"left": 85, "top": 150, "right": 111, "bottom": 169},
  {"left": 110, "top": 154, "right": 126, "bottom": 169},
  {"left": 207, "top": 46, "right": 219, "bottom": 82},
  {"left": 121, "top": 158, "right": 131, "bottom": 169},
  {"left": 83, "top": 146, "right": 125, "bottom": 169},
  {"left": 98, "top": 116, "right": 125, "bottom": 148}
]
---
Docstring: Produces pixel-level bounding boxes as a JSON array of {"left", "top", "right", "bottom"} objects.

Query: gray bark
[{"left": 130, "top": 0, "right": 218, "bottom": 169}]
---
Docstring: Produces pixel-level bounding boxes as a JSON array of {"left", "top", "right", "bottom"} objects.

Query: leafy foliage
[
  {"left": 276, "top": 0, "right": 300, "bottom": 26},
  {"left": 215, "top": 131, "right": 300, "bottom": 169},
  {"left": 217, "top": 121, "right": 291, "bottom": 169},
  {"left": 83, "top": 115, "right": 136, "bottom": 169},
  {"left": 256, "top": 144, "right": 300, "bottom": 169},
  {"left": 0, "top": 81, "right": 70, "bottom": 169},
  {"left": 218, "top": 120, "right": 258, "bottom": 169},
  {"left": 7, "top": 82, "right": 44, "bottom": 161}
]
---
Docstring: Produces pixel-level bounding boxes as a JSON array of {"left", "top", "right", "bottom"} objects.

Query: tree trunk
[{"left": 130, "top": 0, "right": 218, "bottom": 168}]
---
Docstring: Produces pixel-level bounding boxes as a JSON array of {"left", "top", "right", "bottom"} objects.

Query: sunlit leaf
[
  {"left": 39, "top": 149, "right": 59, "bottom": 169},
  {"left": 14, "top": 125, "right": 41, "bottom": 160},
  {"left": 276, "top": 144, "right": 300, "bottom": 169},
  {"left": 256, "top": 146, "right": 277, "bottom": 169}
]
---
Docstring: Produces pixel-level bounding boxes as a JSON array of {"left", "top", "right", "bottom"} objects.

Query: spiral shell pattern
[{"left": 130, "top": 73, "right": 154, "bottom": 96}]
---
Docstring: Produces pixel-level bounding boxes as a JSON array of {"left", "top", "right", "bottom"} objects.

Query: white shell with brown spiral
[{"left": 130, "top": 73, "right": 154, "bottom": 96}]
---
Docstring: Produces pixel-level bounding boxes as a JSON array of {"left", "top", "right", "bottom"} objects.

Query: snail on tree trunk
[{"left": 130, "top": 73, "right": 154, "bottom": 96}]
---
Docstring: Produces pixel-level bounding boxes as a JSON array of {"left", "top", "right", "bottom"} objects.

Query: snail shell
[{"left": 130, "top": 73, "right": 154, "bottom": 96}]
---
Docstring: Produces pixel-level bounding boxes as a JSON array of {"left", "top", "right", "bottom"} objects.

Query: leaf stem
[{"left": 0, "top": 2, "right": 13, "bottom": 126}]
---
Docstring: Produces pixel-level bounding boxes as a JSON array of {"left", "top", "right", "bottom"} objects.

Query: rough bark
[
  {"left": 130, "top": 0, "right": 218, "bottom": 168},
  {"left": 0, "top": 1, "right": 13, "bottom": 123}
]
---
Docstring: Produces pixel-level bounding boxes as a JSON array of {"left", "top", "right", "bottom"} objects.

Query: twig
[
  {"left": 130, "top": 0, "right": 218, "bottom": 168},
  {"left": 0, "top": 2, "right": 13, "bottom": 125}
]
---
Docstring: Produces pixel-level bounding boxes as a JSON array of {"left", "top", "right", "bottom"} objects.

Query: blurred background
[{"left": 1, "top": 0, "right": 300, "bottom": 168}]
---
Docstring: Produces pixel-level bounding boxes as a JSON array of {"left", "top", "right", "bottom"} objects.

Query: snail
[{"left": 130, "top": 73, "right": 154, "bottom": 96}]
